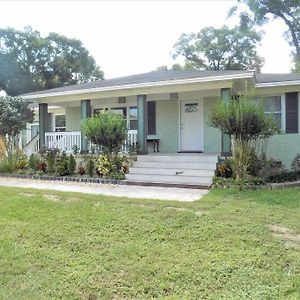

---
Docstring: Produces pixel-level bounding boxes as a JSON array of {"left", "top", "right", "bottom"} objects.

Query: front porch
[{"left": 24, "top": 88, "right": 232, "bottom": 156}]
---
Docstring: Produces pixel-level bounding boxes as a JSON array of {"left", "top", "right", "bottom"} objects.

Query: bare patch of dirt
[
  {"left": 166, "top": 206, "right": 207, "bottom": 216},
  {"left": 66, "top": 197, "right": 81, "bottom": 202},
  {"left": 43, "top": 194, "right": 61, "bottom": 202},
  {"left": 166, "top": 206, "right": 189, "bottom": 212},
  {"left": 268, "top": 224, "right": 300, "bottom": 250},
  {"left": 21, "top": 193, "right": 35, "bottom": 198},
  {"left": 194, "top": 210, "right": 207, "bottom": 217}
]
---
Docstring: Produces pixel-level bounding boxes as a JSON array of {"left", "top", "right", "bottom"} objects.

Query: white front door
[{"left": 180, "top": 100, "right": 203, "bottom": 152}]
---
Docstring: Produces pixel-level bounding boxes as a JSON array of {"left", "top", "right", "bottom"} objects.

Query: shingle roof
[
  {"left": 256, "top": 73, "right": 300, "bottom": 83},
  {"left": 21, "top": 70, "right": 251, "bottom": 97},
  {"left": 21, "top": 70, "right": 300, "bottom": 98}
]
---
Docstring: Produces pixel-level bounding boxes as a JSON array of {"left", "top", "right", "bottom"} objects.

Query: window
[
  {"left": 111, "top": 107, "right": 127, "bottom": 118},
  {"left": 129, "top": 106, "right": 137, "bottom": 130},
  {"left": 257, "top": 96, "right": 283, "bottom": 129},
  {"left": 55, "top": 115, "right": 66, "bottom": 132},
  {"left": 93, "top": 108, "right": 108, "bottom": 115},
  {"left": 185, "top": 103, "right": 199, "bottom": 113}
]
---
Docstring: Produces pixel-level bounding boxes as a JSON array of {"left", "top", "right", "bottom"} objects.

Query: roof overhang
[
  {"left": 255, "top": 80, "right": 300, "bottom": 88},
  {"left": 22, "top": 72, "right": 254, "bottom": 101}
]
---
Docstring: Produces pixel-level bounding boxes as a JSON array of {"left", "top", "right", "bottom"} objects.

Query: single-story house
[{"left": 21, "top": 70, "right": 300, "bottom": 186}]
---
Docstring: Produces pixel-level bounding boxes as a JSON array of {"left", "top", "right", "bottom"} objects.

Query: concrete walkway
[{"left": 0, "top": 177, "right": 209, "bottom": 202}]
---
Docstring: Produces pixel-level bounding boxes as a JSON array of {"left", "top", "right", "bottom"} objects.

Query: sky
[{"left": 0, "top": 0, "right": 293, "bottom": 79}]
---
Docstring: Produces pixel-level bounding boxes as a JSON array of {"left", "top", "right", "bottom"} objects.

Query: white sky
[{"left": 0, "top": 0, "right": 293, "bottom": 79}]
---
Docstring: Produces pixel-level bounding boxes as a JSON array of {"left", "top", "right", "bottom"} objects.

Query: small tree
[
  {"left": 82, "top": 112, "right": 127, "bottom": 162},
  {"left": 210, "top": 93, "right": 280, "bottom": 180},
  {"left": 0, "top": 96, "right": 33, "bottom": 154}
]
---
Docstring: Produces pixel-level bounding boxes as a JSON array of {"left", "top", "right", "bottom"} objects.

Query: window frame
[
  {"left": 256, "top": 94, "right": 286, "bottom": 132},
  {"left": 54, "top": 114, "right": 66, "bottom": 132}
]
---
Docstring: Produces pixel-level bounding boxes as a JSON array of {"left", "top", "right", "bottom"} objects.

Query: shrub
[
  {"left": 210, "top": 92, "right": 280, "bottom": 180},
  {"left": 28, "top": 153, "right": 38, "bottom": 171},
  {"left": 216, "top": 158, "right": 234, "bottom": 178},
  {"left": 68, "top": 154, "right": 76, "bottom": 176},
  {"left": 291, "top": 154, "right": 300, "bottom": 172},
  {"left": 266, "top": 171, "right": 299, "bottom": 183},
  {"left": 78, "top": 163, "right": 86, "bottom": 176},
  {"left": 86, "top": 159, "right": 94, "bottom": 177},
  {"left": 82, "top": 111, "right": 127, "bottom": 158},
  {"left": 55, "top": 152, "right": 69, "bottom": 176},
  {"left": 0, "top": 151, "right": 27, "bottom": 173},
  {"left": 96, "top": 153, "right": 126, "bottom": 179},
  {"left": 96, "top": 154, "right": 111, "bottom": 178}
]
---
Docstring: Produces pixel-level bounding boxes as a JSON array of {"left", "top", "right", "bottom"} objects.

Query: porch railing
[
  {"left": 43, "top": 130, "right": 137, "bottom": 154},
  {"left": 23, "top": 134, "right": 40, "bottom": 157},
  {"left": 45, "top": 131, "right": 82, "bottom": 153}
]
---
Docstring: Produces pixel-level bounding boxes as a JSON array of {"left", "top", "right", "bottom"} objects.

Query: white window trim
[
  {"left": 93, "top": 104, "right": 138, "bottom": 130},
  {"left": 258, "top": 94, "right": 286, "bottom": 133},
  {"left": 54, "top": 113, "right": 66, "bottom": 132}
]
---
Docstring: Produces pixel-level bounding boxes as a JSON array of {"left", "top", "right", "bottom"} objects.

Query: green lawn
[{"left": 0, "top": 186, "right": 299, "bottom": 299}]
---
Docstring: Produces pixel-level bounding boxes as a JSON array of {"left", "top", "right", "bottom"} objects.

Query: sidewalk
[{"left": 0, "top": 177, "right": 209, "bottom": 202}]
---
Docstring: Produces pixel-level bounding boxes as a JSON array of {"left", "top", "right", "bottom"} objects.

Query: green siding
[
  {"left": 266, "top": 95, "right": 300, "bottom": 168},
  {"left": 267, "top": 134, "right": 300, "bottom": 169},
  {"left": 203, "top": 97, "right": 221, "bottom": 153},
  {"left": 65, "top": 107, "right": 81, "bottom": 131},
  {"left": 155, "top": 100, "right": 178, "bottom": 153}
]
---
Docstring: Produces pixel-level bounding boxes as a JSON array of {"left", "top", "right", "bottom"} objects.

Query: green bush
[
  {"left": 291, "top": 154, "right": 300, "bottom": 172},
  {"left": 216, "top": 158, "right": 234, "bottom": 178},
  {"left": 68, "top": 154, "right": 76, "bottom": 176},
  {"left": 96, "top": 153, "right": 126, "bottom": 179},
  {"left": 82, "top": 111, "right": 127, "bottom": 157},
  {"left": 266, "top": 171, "right": 299, "bottom": 183},
  {"left": 55, "top": 152, "right": 69, "bottom": 176},
  {"left": 210, "top": 92, "right": 280, "bottom": 180},
  {"left": 0, "top": 151, "right": 27, "bottom": 173},
  {"left": 28, "top": 153, "right": 38, "bottom": 170},
  {"left": 86, "top": 159, "right": 94, "bottom": 177}
]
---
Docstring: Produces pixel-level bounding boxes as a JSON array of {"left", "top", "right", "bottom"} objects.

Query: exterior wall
[
  {"left": 65, "top": 107, "right": 81, "bottom": 131},
  {"left": 155, "top": 99, "right": 178, "bottom": 153},
  {"left": 203, "top": 97, "right": 221, "bottom": 154},
  {"left": 265, "top": 93, "right": 300, "bottom": 169}
]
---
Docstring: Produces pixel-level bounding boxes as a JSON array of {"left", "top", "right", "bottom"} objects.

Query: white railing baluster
[{"left": 42, "top": 130, "right": 137, "bottom": 154}]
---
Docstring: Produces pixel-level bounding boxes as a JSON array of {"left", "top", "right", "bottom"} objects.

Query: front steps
[{"left": 126, "top": 154, "right": 218, "bottom": 188}]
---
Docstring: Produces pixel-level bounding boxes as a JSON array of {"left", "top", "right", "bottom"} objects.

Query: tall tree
[
  {"left": 229, "top": 0, "right": 300, "bottom": 71},
  {"left": 0, "top": 27, "right": 104, "bottom": 96},
  {"left": 173, "top": 25, "right": 264, "bottom": 71},
  {"left": 0, "top": 96, "right": 33, "bottom": 154}
]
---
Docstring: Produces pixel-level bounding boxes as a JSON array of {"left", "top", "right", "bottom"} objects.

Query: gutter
[
  {"left": 22, "top": 72, "right": 254, "bottom": 100},
  {"left": 255, "top": 80, "right": 300, "bottom": 88}
]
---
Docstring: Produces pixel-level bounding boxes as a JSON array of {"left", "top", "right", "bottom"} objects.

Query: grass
[{"left": 0, "top": 186, "right": 299, "bottom": 299}]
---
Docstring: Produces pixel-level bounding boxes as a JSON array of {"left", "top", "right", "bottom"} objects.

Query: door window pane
[
  {"left": 185, "top": 103, "right": 199, "bottom": 113},
  {"left": 55, "top": 115, "right": 66, "bottom": 132}
]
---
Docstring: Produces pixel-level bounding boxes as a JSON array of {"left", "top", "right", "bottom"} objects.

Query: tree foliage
[
  {"left": 0, "top": 26, "right": 104, "bottom": 96},
  {"left": 210, "top": 93, "right": 280, "bottom": 180},
  {"left": 173, "top": 25, "right": 264, "bottom": 71},
  {"left": 82, "top": 112, "right": 127, "bottom": 158},
  {"left": 229, "top": 0, "right": 300, "bottom": 70},
  {"left": 0, "top": 96, "right": 34, "bottom": 153}
]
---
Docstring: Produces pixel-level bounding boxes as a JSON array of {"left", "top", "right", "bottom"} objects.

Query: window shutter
[
  {"left": 147, "top": 101, "right": 156, "bottom": 135},
  {"left": 285, "top": 92, "right": 298, "bottom": 133}
]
